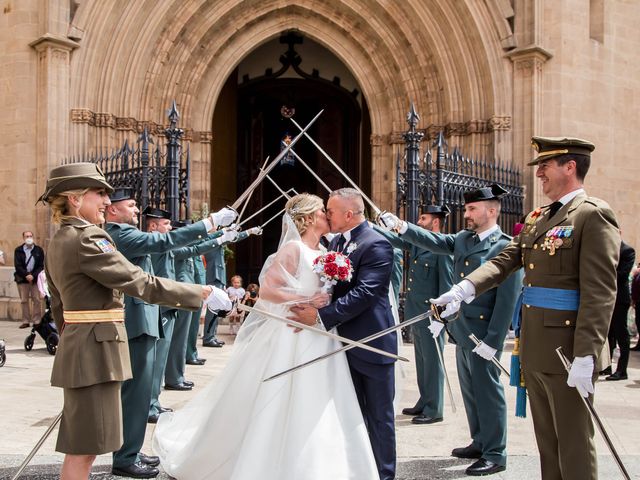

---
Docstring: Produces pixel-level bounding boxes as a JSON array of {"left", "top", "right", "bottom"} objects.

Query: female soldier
[{"left": 39, "top": 163, "right": 229, "bottom": 480}]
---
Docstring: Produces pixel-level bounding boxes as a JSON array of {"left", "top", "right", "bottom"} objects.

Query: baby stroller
[{"left": 24, "top": 295, "right": 59, "bottom": 355}]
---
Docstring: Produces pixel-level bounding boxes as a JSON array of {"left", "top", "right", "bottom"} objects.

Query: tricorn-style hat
[
  {"left": 38, "top": 162, "right": 113, "bottom": 203},
  {"left": 110, "top": 187, "right": 135, "bottom": 203},
  {"left": 142, "top": 206, "right": 171, "bottom": 219},
  {"left": 171, "top": 219, "right": 193, "bottom": 229},
  {"left": 529, "top": 136, "right": 595, "bottom": 166},
  {"left": 463, "top": 184, "right": 508, "bottom": 204},
  {"left": 420, "top": 204, "right": 451, "bottom": 216}
]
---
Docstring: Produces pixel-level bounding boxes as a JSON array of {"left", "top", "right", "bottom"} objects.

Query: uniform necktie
[
  {"left": 548, "top": 201, "right": 563, "bottom": 219},
  {"left": 472, "top": 234, "right": 480, "bottom": 245},
  {"left": 336, "top": 234, "right": 346, "bottom": 252}
]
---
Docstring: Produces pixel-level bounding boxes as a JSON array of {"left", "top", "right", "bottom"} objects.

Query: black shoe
[
  {"left": 203, "top": 340, "right": 223, "bottom": 348},
  {"left": 158, "top": 406, "right": 173, "bottom": 414},
  {"left": 402, "top": 406, "right": 423, "bottom": 416},
  {"left": 165, "top": 382, "right": 193, "bottom": 391},
  {"left": 183, "top": 380, "right": 195, "bottom": 387},
  {"left": 147, "top": 414, "right": 160, "bottom": 424},
  {"left": 452, "top": 444, "right": 483, "bottom": 459},
  {"left": 215, "top": 338, "right": 226, "bottom": 345},
  {"left": 186, "top": 358, "right": 206, "bottom": 365},
  {"left": 139, "top": 452, "right": 160, "bottom": 467},
  {"left": 411, "top": 415, "right": 443, "bottom": 425},
  {"left": 112, "top": 461, "right": 159, "bottom": 478},
  {"left": 19, "top": 323, "right": 30, "bottom": 329},
  {"left": 465, "top": 458, "right": 506, "bottom": 476},
  {"left": 606, "top": 371, "right": 628, "bottom": 381},
  {"left": 599, "top": 367, "right": 612, "bottom": 376}
]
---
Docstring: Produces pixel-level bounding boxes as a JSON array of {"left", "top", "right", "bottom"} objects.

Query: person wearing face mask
[{"left": 14, "top": 230, "right": 45, "bottom": 328}]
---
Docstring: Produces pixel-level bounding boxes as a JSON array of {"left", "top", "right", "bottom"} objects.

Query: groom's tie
[{"left": 336, "top": 234, "right": 346, "bottom": 252}]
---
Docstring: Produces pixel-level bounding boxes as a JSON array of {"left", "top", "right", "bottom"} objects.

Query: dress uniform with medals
[
  {"left": 380, "top": 185, "right": 522, "bottom": 475},
  {"left": 463, "top": 137, "right": 620, "bottom": 480},
  {"left": 105, "top": 196, "right": 222, "bottom": 476},
  {"left": 376, "top": 205, "right": 454, "bottom": 424},
  {"left": 40, "top": 164, "right": 203, "bottom": 459}
]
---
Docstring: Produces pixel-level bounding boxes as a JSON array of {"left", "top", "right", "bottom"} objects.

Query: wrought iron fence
[
  {"left": 396, "top": 105, "right": 524, "bottom": 235},
  {"left": 63, "top": 101, "right": 190, "bottom": 222}
]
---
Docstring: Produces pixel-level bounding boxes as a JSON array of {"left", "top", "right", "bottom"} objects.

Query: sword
[
  {"left": 259, "top": 190, "right": 300, "bottom": 229},
  {"left": 433, "top": 332, "right": 457, "bottom": 413},
  {"left": 11, "top": 411, "right": 63, "bottom": 480},
  {"left": 237, "top": 156, "right": 269, "bottom": 223},
  {"left": 237, "top": 303, "right": 408, "bottom": 364},
  {"left": 232, "top": 110, "right": 323, "bottom": 210},
  {"left": 266, "top": 174, "right": 292, "bottom": 199},
  {"left": 469, "top": 333, "right": 511, "bottom": 377},
  {"left": 238, "top": 189, "right": 295, "bottom": 227},
  {"left": 288, "top": 148, "right": 332, "bottom": 193},
  {"left": 263, "top": 308, "right": 440, "bottom": 382},
  {"left": 556, "top": 347, "right": 631, "bottom": 480},
  {"left": 290, "top": 117, "right": 382, "bottom": 216}
]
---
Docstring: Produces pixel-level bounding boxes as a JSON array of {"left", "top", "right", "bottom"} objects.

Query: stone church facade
[{"left": 0, "top": 0, "right": 639, "bottom": 315}]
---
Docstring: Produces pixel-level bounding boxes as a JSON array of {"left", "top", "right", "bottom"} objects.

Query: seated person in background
[{"left": 243, "top": 283, "right": 259, "bottom": 308}]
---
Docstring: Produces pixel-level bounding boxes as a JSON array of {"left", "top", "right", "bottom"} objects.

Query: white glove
[
  {"left": 210, "top": 207, "right": 237, "bottom": 228},
  {"left": 472, "top": 341, "right": 497, "bottom": 361},
  {"left": 204, "top": 286, "right": 232, "bottom": 312},
  {"left": 247, "top": 226, "right": 263, "bottom": 236},
  {"left": 429, "top": 281, "right": 476, "bottom": 318},
  {"left": 216, "top": 228, "right": 239, "bottom": 245},
  {"left": 567, "top": 355, "right": 595, "bottom": 397},
  {"left": 428, "top": 319, "right": 445, "bottom": 338},
  {"left": 378, "top": 212, "right": 408, "bottom": 234}
]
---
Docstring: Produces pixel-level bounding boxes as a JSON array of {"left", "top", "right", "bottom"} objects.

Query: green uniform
[
  {"left": 377, "top": 227, "right": 454, "bottom": 419},
  {"left": 400, "top": 222, "right": 522, "bottom": 467},
  {"left": 104, "top": 221, "right": 215, "bottom": 468},
  {"left": 46, "top": 218, "right": 202, "bottom": 455},
  {"left": 165, "top": 236, "right": 227, "bottom": 385},
  {"left": 186, "top": 255, "right": 207, "bottom": 363},
  {"left": 466, "top": 193, "right": 619, "bottom": 479}
]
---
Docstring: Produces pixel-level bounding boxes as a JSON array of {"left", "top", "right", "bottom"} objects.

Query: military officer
[
  {"left": 432, "top": 138, "right": 620, "bottom": 480},
  {"left": 105, "top": 191, "right": 235, "bottom": 478},
  {"left": 185, "top": 252, "right": 207, "bottom": 366},
  {"left": 380, "top": 185, "right": 522, "bottom": 476},
  {"left": 38, "top": 163, "right": 227, "bottom": 480},
  {"left": 164, "top": 222, "right": 261, "bottom": 389},
  {"left": 376, "top": 205, "right": 454, "bottom": 425}
]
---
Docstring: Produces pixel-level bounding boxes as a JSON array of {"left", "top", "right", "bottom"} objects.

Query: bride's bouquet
[{"left": 313, "top": 251, "right": 353, "bottom": 293}]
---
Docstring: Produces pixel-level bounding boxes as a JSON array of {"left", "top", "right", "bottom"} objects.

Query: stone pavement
[{"left": 0, "top": 319, "right": 639, "bottom": 479}]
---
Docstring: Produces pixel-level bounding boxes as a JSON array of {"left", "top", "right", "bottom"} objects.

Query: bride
[{"left": 153, "top": 193, "right": 378, "bottom": 480}]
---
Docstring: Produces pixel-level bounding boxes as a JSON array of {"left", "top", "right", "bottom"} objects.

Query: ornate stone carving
[{"left": 489, "top": 115, "right": 511, "bottom": 131}]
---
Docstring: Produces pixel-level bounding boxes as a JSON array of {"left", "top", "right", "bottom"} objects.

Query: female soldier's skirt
[{"left": 56, "top": 381, "right": 122, "bottom": 454}]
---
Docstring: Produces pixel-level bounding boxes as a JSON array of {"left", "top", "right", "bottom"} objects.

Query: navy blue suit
[{"left": 319, "top": 221, "right": 396, "bottom": 480}]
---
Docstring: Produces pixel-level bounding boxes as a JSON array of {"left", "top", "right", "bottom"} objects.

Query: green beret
[
  {"left": 529, "top": 136, "right": 595, "bottom": 166},
  {"left": 38, "top": 162, "right": 113, "bottom": 203}
]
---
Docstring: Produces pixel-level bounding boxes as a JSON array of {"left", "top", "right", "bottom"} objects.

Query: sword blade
[
  {"left": 237, "top": 304, "right": 409, "bottom": 363},
  {"left": 237, "top": 156, "right": 270, "bottom": 223},
  {"left": 232, "top": 110, "right": 323, "bottom": 210},
  {"left": 263, "top": 310, "right": 434, "bottom": 382},
  {"left": 556, "top": 347, "right": 631, "bottom": 480},
  {"left": 289, "top": 148, "right": 332, "bottom": 193},
  {"left": 11, "top": 411, "right": 63, "bottom": 480},
  {"left": 266, "top": 174, "right": 292, "bottom": 199},
  {"left": 238, "top": 188, "right": 295, "bottom": 227},
  {"left": 290, "top": 117, "right": 381, "bottom": 215},
  {"left": 433, "top": 333, "right": 457, "bottom": 413},
  {"left": 469, "top": 333, "right": 511, "bottom": 377}
]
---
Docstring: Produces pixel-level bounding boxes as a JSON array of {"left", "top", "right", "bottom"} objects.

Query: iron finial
[{"left": 407, "top": 102, "right": 420, "bottom": 130}]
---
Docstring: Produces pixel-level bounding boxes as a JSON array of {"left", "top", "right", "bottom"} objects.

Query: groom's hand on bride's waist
[{"left": 288, "top": 304, "right": 320, "bottom": 332}]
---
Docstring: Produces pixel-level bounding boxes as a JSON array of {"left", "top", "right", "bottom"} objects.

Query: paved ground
[{"left": 1, "top": 319, "right": 639, "bottom": 479}]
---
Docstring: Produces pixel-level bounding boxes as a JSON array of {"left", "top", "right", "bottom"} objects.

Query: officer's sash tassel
[{"left": 510, "top": 291, "right": 526, "bottom": 417}]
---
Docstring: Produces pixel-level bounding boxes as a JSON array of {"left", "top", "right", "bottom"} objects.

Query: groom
[{"left": 291, "top": 188, "right": 397, "bottom": 480}]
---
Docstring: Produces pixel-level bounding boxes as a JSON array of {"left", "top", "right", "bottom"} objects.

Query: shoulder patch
[{"left": 95, "top": 238, "right": 116, "bottom": 253}]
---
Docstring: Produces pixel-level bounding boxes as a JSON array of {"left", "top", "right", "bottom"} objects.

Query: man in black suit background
[{"left": 14, "top": 231, "right": 45, "bottom": 328}]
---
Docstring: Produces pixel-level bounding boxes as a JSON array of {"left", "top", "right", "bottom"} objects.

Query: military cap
[
  {"left": 38, "top": 162, "right": 113, "bottom": 203},
  {"left": 420, "top": 204, "right": 450, "bottom": 216},
  {"left": 171, "top": 219, "right": 193, "bottom": 229},
  {"left": 142, "top": 206, "right": 171, "bottom": 219},
  {"left": 529, "top": 136, "right": 595, "bottom": 166},
  {"left": 109, "top": 187, "right": 134, "bottom": 203},
  {"left": 463, "top": 184, "right": 508, "bottom": 204}
]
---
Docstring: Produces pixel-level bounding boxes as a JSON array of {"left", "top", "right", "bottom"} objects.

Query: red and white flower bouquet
[{"left": 313, "top": 251, "right": 353, "bottom": 293}]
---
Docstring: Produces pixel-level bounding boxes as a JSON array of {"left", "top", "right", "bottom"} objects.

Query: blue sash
[{"left": 512, "top": 286, "right": 580, "bottom": 335}]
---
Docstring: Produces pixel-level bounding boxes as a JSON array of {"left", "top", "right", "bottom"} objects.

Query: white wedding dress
[{"left": 153, "top": 216, "right": 378, "bottom": 480}]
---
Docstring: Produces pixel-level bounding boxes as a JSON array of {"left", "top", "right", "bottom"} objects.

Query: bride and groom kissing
[{"left": 153, "top": 188, "right": 398, "bottom": 480}]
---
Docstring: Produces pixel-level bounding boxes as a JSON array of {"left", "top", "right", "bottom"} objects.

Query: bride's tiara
[{"left": 286, "top": 206, "right": 301, "bottom": 217}]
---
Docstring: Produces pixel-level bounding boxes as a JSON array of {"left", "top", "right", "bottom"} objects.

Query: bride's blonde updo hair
[{"left": 285, "top": 193, "right": 324, "bottom": 235}]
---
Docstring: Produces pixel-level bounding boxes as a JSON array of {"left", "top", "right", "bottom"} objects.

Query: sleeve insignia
[{"left": 95, "top": 238, "right": 116, "bottom": 253}]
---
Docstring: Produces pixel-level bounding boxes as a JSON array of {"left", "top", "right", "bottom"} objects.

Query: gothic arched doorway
[{"left": 212, "top": 32, "right": 371, "bottom": 284}]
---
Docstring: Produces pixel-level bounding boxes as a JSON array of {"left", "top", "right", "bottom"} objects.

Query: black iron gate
[
  {"left": 63, "top": 101, "right": 190, "bottom": 222},
  {"left": 396, "top": 104, "right": 524, "bottom": 234}
]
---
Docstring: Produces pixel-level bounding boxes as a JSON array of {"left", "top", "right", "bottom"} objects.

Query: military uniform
[
  {"left": 185, "top": 254, "right": 207, "bottom": 363},
  {"left": 465, "top": 137, "right": 620, "bottom": 480},
  {"left": 377, "top": 224, "right": 454, "bottom": 421},
  {"left": 105, "top": 218, "right": 216, "bottom": 469},
  {"left": 45, "top": 213, "right": 202, "bottom": 455}
]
